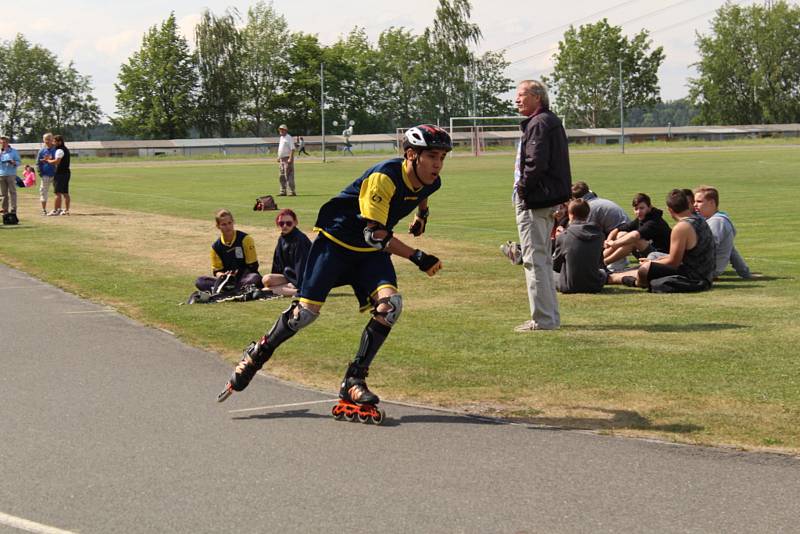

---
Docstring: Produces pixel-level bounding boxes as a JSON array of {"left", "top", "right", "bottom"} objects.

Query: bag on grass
[
  {"left": 3, "top": 212, "right": 19, "bottom": 225},
  {"left": 253, "top": 195, "right": 278, "bottom": 211},
  {"left": 649, "top": 275, "right": 710, "bottom": 293}
]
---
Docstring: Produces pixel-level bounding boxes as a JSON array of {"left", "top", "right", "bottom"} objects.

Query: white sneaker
[
  {"left": 500, "top": 241, "right": 523, "bottom": 265},
  {"left": 47, "top": 209, "right": 61, "bottom": 216},
  {"left": 61, "top": 210, "right": 70, "bottom": 216}
]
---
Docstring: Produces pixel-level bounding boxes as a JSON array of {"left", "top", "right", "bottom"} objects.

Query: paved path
[{"left": 1, "top": 264, "right": 798, "bottom": 533}]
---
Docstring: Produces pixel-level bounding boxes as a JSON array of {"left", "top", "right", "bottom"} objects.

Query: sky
[{"left": 3, "top": 0, "right": 781, "bottom": 120}]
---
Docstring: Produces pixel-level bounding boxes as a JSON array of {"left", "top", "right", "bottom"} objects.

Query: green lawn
[{"left": 2, "top": 145, "right": 798, "bottom": 453}]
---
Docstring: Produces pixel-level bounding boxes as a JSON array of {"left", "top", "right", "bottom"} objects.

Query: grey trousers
[
  {"left": 278, "top": 158, "right": 295, "bottom": 194},
  {"left": 514, "top": 192, "right": 560, "bottom": 329},
  {"left": 0, "top": 174, "right": 17, "bottom": 212}
]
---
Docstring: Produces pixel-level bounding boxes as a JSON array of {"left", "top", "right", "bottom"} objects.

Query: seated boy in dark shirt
[{"left": 602, "top": 192, "right": 672, "bottom": 267}]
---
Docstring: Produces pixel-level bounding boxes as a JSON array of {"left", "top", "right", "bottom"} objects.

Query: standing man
[
  {"left": 693, "top": 186, "right": 752, "bottom": 279},
  {"left": 513, "top": 80, "right": 572, "bottom": 332},
  {"left": 276, "top": 124, "right": 295, "bottom": 196},
  {"left": 0, "top": 135, "right": 22, "bottom": 218},
  {"left": 37, "top": 133, "right": 57, "bottom": 216}
]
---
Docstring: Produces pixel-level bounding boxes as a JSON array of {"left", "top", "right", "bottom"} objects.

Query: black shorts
[
  {"left": 298, "top": 234, "right": 398, "bottom": 311},
  {"left": 54, "top": 173, "right": 71, "bottom": 194},
  {"left": 646, "top": 261, "right": 689, "bottom": 282}
]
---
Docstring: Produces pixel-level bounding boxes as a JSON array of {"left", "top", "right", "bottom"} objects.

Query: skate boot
[
  {"left": 331, "top": 374, "right": 385, "bottom": 424},
  {"left": 217, "top": 340, "right": 271, "bottom": 402}
]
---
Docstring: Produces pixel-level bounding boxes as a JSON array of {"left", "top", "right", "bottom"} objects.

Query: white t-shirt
[
  {"left": 55, "top": 149, "right": 65, "bottom": 160},
  {"left": 277, "top": 134, "right": 294, "bottom": 158}
]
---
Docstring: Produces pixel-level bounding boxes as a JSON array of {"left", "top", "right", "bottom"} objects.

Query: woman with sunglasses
[{"left": 262, "top": 208, "right": 311, "bottom": 297}]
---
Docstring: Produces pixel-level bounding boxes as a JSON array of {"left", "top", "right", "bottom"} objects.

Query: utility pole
[
  {"left": 618, "top": 58, "right": 625, "bottom": 154},
  {"left": 320, "top": 63, "right": 326, "bottom": 163}
]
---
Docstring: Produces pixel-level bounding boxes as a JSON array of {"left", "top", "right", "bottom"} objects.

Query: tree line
[
  {"left": 1, "top": 1, "right": 799, "bottom": 141},
  {"left": 114, "top": 0, "right": 514, "bottom": 140}
]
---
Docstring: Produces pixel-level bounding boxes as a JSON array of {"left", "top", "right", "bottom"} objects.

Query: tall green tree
[
  {"left": 419, "top": 0, "right": 483, "bottom": 123},
  {"left": 195, "top": 8, "right": 242, "bottom": 137},
  {"left": 472, "top": 51, "right": 515, "bottom": 117},
  {"left": 282, "top": 32, "right": 324, "bottom": 135},
  {"left": 35, "top": 62, "right": 102, "bottom": 139},
  {"left": 239, "top": 1, "right": 290, "bottom": 136},
  {"left": 114, "top": 13, "right": 197, "bottom": 139},
  {"left": 374, "top": 27, "right": 426, "bottom": 130},
  {"left": 0, "top": 35, "right": 59, "bottom": 140},
  {"left": 547, "top": 19, "right": 664, "bottom": 128},
  {"left": 689, "top": 1, "right": 800, "bottom": 125},
  {"left": 0, "top": 35, "right": 101, "bottom": 141}
]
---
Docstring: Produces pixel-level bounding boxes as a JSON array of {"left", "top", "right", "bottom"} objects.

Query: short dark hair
[
  {"left": 632, "top": 193, "right": 651, "bottom": 207},
  {"left": 571, "top": 181, "right": 590, "bottom": 199},
  {"left": 666, "top": 189, "right": 690, "bottom": 213},
  {"left": 568, "top": 198, "right": 590, "bottom": 220}
]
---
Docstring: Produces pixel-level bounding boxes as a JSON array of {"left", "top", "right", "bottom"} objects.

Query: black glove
[
  {"left": 408, "top": 208, "right": 429, "bottom": 236},
  {"left": 409, "top": 249, "right": 442, "bottom": 275}
]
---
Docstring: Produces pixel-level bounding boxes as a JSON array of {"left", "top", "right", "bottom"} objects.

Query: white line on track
[
  {"left": 228, "top": 398, "right": 338, "bottom": 414},
  {"left": 62, "top": 309, "right": 116, "bottom": 314},
  {"left": 0, "top": 511, "right": 76, "bottom": 534}
]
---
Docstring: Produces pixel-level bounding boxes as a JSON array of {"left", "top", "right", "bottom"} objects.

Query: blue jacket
[
  {"left": 0, "top": 146, "right": 21, "bottom": 177},
  {"left": 37, "top": 147, "right": 56, "bottom": 176}
]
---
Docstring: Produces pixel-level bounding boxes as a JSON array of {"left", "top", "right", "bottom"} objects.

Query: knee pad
[
  {"left": 373, "top": 294, "right": 402, "bottom": 326},
  {"left": 286, "top": 301, "right": 319, "bottom": 332}
]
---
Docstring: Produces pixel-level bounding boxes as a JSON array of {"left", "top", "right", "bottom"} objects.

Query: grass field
[{"left": 2, "top": 144, "right": 798, "bottom": 454}]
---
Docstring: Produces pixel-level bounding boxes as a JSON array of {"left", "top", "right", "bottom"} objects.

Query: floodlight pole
[
  {"left": 618, "top": 58, "right": 625, "bottom": 154},
  {"left": 320, "top": 63, "right": 326, "bottom": 163}
]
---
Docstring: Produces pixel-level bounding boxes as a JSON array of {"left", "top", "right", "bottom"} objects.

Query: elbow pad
[{"left": 363, "top": 224, "right": 393, "bottom": 251}]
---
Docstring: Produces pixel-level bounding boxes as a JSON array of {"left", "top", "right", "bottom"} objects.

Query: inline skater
[{"left": 217, "top": 125, "right": 452, "bottom": 423}]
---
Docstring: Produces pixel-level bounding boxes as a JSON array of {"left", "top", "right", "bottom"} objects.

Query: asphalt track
[{"left": 1, "top": 263, "right": 798, "bottom": 533}]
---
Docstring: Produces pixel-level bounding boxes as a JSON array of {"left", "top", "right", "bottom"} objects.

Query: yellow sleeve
[
  {"left": 242, "top": 234, "right": 258, "bottom": 264},
  {"left": 358, "top": 173, "right": 397, "bottom": 225},
  {"left": 210, "top": 247, "right": 223, "bottom": 272}
]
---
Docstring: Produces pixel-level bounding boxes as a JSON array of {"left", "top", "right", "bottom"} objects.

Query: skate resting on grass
[{"left": 217, "top": 125, "right": 453, "bottom": 424}]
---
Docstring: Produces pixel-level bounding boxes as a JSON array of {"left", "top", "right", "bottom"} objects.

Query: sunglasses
[{"left": 277, "top": 220, "right": 294, "bottom": 227}]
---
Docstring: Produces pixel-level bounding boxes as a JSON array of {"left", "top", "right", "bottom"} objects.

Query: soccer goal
[{"left": 396, "top": 116, "right": 524, "bottom": 157}]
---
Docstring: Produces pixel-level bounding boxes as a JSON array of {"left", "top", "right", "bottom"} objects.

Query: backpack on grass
[
  {"left": 3, "top": 212, "right": 19, "bottom": 225},
  {"left": 253, "top": 195, "right": 278, "bottom": 211}
]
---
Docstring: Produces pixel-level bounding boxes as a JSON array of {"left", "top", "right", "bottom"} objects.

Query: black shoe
[
  {"left": 622, "top": 276, "right": 637, "bottom": 288},
  {"left": 339, "top": 377, "right": 379, "bottom": 405}
]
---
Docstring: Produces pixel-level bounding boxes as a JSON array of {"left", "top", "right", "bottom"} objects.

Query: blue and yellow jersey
[
  {"left": 313, "top": 157, "right": 441, "bottom": 252},
  {"left": 211, "top": 230, "right": 259, "bottom": 273}
]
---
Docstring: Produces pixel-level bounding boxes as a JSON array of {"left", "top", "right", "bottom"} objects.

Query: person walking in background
[
  {"left": 276, "top": 124, "right": 295, "bottom": 196},
  {"left": 37, "top": 133, "right": 57, "bottom": 215},
  {"left": 296, "top": 136, "right": 309, "bottom": 156},
  {"left": 0, "top": 135, "right": 21, "bottom": 216},
  {"left": 43, "top": 134, "right": 71, "bottom": 216},
  {"left": 512, "top": 80, "right": 572, "bottom": 332},
  {"left": 262, "top": 208, "right": 312, "bottom": 297}
]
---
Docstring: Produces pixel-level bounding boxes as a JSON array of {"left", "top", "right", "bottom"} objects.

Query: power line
[
  {"left": 508, "top": 0, "right": 724, "bottom": 65},
  {"left": 497, "top": 0, "right": 642, "bottom": 52}
]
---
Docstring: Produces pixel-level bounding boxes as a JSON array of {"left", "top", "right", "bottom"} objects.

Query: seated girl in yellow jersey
[
  {"left": 217, "top": 125, "right": 452, "bottom": 424},
  {"left": 195, "top": 209, "right": 263, "bottom": 295}
]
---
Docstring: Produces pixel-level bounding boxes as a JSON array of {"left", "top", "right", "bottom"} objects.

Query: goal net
[{"left": 395, "top": 116, "right": 524, "bottom": 157}]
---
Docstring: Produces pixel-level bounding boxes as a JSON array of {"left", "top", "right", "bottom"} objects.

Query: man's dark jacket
[{"left": 517, "top": 107, "right": 572, "bottom": 209}]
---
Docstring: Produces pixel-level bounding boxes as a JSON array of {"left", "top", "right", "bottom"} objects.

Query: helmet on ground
[{"left": 403, "top": 125, "right": 453, "bottom": 153}]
